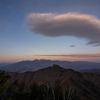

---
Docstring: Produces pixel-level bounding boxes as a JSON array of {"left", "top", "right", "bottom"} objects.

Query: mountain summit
[{"left": 52, "top": 64, "right": 64, "bottom": 70}]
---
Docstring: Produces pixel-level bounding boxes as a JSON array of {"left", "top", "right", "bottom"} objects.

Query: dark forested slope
[{"left": 7, "top": 64, "right": 100, "bottom": 100}]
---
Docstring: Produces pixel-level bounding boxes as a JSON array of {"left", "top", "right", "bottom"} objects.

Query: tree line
[{"left": 0, "top": 70, "right": 81, "bottom": 100}]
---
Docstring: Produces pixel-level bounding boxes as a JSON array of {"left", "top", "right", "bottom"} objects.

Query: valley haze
[{"left": 0, "top": 60, "right": 100, "bottom": 73}]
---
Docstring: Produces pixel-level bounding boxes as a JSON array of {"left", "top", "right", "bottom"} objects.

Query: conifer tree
[{"left": 0, "top": 70, "right": 11, "bottom": 100}]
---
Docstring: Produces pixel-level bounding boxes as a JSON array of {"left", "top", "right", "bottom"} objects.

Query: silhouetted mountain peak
[{"left": 52, "top": 64, "right": 63, "bottom": 69}]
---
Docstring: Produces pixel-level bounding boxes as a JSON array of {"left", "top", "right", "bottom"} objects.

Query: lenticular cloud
[{"left": 26, "top": 12, "right": 100, "bottom": 46}]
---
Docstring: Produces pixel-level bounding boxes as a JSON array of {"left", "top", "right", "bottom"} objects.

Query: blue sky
[{"left": 0, "top": 0, "right": 100, "bottom": 63}]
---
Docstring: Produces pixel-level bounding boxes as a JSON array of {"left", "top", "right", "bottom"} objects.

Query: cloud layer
[
  {"left": 34, "top": 54, "right": 100, "bottom": 58},
  {"left": 27, "top": 12, "right": 100, "bottom": 46}
]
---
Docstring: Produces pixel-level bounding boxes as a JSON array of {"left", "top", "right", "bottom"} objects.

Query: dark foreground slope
[{"left": 7, "top": 64, "right": 100, "bottom": 100}]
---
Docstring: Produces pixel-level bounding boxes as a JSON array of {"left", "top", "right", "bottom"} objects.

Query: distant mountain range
[
  {"left": 0, "top": 63, "right": 12, "bottom": 67},
  {"left": 81, "top": 69, "right": 100, "bottom": 75},
  {"left": 8, "top": 64, "right": 100, "bottom": 100},
  {"left": 0, "top": 60, "right": 100, "bottom": 73}
]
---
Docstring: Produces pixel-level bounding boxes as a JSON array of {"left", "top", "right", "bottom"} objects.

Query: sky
[{"left": 1, "top": 0, "right": 100, "bottom": 63}]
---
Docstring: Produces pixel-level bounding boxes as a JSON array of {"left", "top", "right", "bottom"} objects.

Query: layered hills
[
  {"left": 1, "top": 60, "right": 100, "bottom": 72},
  {"left": 8, "top": 64, "right": 100, "bottom": 100},
  {"left": 81, "top": 69, "right": 100, "bottom": 75}
]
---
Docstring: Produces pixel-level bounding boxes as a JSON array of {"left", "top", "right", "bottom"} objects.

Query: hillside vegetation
[{"left": 1, "top": 64, "right": 100, "bottom": 100}]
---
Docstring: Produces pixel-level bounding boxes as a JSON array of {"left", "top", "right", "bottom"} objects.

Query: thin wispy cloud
[
  {"left": 70, "top": 45, "right": 75, "bottom": 47},
  {"left": 27, "top": 12, "right": 100, "bottom": 46},
  {"left": 34, "top": 54, "right": 100, "bottom": 58}
]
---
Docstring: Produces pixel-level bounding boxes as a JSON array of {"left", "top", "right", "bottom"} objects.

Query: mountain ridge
[{"left": 1, "top": 60, "right": 100, "bottom": 72}]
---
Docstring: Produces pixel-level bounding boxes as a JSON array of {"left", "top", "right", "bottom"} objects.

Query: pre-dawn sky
[{"left": 1, "top": 0, "right": 100, "bottom": 63}]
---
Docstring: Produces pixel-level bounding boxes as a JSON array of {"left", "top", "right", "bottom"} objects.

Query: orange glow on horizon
[{"left": 1, "top": 54, "right": 100, "bottom": 63}]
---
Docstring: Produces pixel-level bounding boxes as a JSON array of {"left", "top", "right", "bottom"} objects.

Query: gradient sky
[{"left": 1, "top": 0, "right": 100, "bottom": 63}]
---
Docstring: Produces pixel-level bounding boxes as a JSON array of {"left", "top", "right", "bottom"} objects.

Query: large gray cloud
[{"left": 26, "top": 12, "right": 100, "bottom": 46}]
